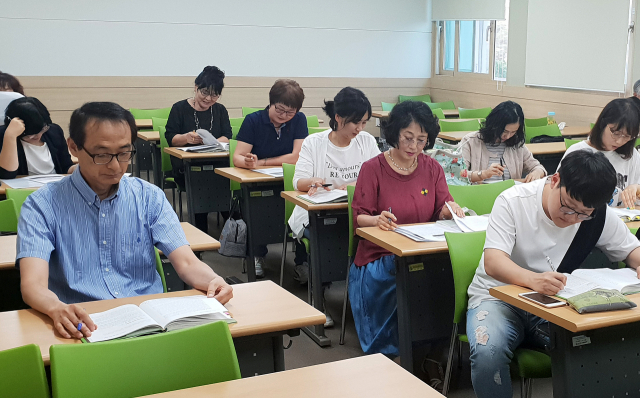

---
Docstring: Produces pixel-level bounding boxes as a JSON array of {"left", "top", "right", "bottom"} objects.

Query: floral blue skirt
[{"left": 348, "top": 255, "right": 399, "bottom": 357}]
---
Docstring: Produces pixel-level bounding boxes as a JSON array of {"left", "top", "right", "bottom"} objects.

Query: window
[{"left": 493, "top": 0, "right": 510, "bottom": 81}]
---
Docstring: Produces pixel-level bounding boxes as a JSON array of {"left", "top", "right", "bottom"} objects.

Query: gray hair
[{"left": 634, "top": 79, "right": 640, "bottom": 95}]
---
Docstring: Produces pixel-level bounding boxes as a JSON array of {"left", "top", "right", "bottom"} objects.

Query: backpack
[{"left": 218, "top": 196, "right": 247, "bottom": 258}]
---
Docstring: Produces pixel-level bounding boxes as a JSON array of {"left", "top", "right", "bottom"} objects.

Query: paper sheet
[
  {"left": 298, "top": 189, "right": 347, "bottom": 204},
  {"left": 251, "top": 168, "right": 284, "bottom": 177}
]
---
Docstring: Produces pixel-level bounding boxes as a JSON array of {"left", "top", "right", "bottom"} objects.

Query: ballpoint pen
[
  {"left": 500, "top": 157, "right": 505, "bottom": 181},
  {"left": 388, "top": 207, "right": 393, "bottom": 226}
]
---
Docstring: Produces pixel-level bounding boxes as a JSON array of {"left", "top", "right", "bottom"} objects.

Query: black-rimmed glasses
[
  {"left": 559, "top": 190, "right": 594, "bottom": 221},
  {"left": 83, "top": 147, "right": 136, "bottom": 165}
]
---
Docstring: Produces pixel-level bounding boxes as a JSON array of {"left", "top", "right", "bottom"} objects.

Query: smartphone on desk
[{"left": 519, "top": 292, "right": 566, "bottom": 308}]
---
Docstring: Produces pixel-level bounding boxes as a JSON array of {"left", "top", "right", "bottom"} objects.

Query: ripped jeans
[{"left": 466, "top": 300, "right": 549, "bottom": 398}]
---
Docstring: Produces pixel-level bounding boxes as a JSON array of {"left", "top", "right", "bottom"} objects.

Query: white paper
[
  {"left": 557, "top": 274, "right": 601, "bottom": 299},
  {"left": 87, "top": 304, "right": 160, "bottom": 343},
  {"left": 446, "top": 203, "right": 489, "bottom": 232},
  {"left": 139, "top": 296, "right": 229, "bottom": 329},
  {"left": 572, "top": 268, "right": 640, "bottom": 294},
  {"left": 395, "top": 224, "right": 447, "bottom": 242},
  {"left": 611, "top": 207, "right": 640, "bottom": 221},
  {"left": 298, "top": 189, "right": 347, "bottom": 204},
  {"left": 251, "top": 167, "right": 284, "bottom": 177},
  {"left": 1, "top": 174, "right": 65, "bottom": 188}
]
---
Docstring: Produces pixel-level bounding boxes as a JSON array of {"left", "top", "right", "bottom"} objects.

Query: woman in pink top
[{"left": 348, "top": 101, "right": 464, "bottom": 357}]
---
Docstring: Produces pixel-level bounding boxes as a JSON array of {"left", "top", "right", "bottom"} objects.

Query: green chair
[
  {"left": 0, "top": 199, "right": 19, "bottom": 233},
  {"left": 242, "top": 107, "right": 262, "bottom": 117},
  {"left": 155, "top": 248, "right": 168, "bottom": 293},
  {"left": 50, "top": 322, "right": 240, "bottom": 398},
  {"left": 381, "top": 102, "right": 396, "bottom": 111},
  {"left": 231, "top": 125, "right": 241, "bottom": 139},
  {"left": 439, "top": 119, "right": 481, "bottom": 132},
  {"left": 129, "top": 108, "right": 171, "bottom": 122},
  {"left": 151, "top": 117, "right": 168, "bottom": 132},
  {"left": 0, "top": 344, "right": 50, "bottom": 398},
  {"left": 229, "top": 117, "right": 244, "bottom": 127},
  {"left": 158, "top": 125, "right": 184, "bottom": 219},
  {"left": 431, "top": 108, "right": 446, "bottom": 120},
  {"left": 306, "top": 115, "right": 320, "bottom": 127},
  {"left": 525, "top": 124, "right": 562, "bottom": 144},
  {"left": 590, "top": 122, "right": 595, "bottom": 129},
  {"left": 442, "top": 231, "right": 551, "bottom": 397},
  {"left": 398, "top": 94, "right": 432, "bottom": 103},
  {"left": 524, "top": 117, "right": 548, "bottom": 128},
  {"left": 448, "top": 180, "right": 515, "bottom": 215},
  {"left": 458, "top": 107, "right": 492, "bottom": 119},
  {"left": 229, "top": 140, "right": 241, "bottom": 193},
  {"left": 339, "top": 184, "right": 358, "bottom": 345},
  {"left": 308, "top": 126, "right": 328, "bottom": 134},
  {"left": 425, "top": 101, "right": 456, "bottom": 110},
  {"left": 564, "top": 138, "right": 582, "bottom": 150},
  {"left": 6, "top": 188, "right": 37, "bottom": 218}
]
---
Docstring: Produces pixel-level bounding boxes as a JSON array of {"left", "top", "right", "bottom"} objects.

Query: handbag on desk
[{"left": 218, "top": 196, "right": 247, "bottom": 258}]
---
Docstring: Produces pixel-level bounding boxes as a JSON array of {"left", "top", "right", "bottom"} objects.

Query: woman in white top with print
[{"left": 560, "top": 97, "right": 640, "bottom": 209}]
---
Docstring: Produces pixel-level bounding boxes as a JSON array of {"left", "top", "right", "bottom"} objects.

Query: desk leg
[
  {"left": 150, "top": 142, "right": 162, "bottom": 187},
  {"left": 183, "top": 159, "right": 197, "bottom": 226},
  {"left": 233, "top": 330, "right": 296, "bottom": 377},
  {"left": 395, "top": 256, "right": 414, "bottom": 372},
  {"left": 550, "top": 322, "right": 640, "bottom": 398}
]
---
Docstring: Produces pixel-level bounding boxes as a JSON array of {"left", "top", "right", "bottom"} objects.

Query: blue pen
[{"left": 77, "top": 323, "right": 83, "bottom": 332}]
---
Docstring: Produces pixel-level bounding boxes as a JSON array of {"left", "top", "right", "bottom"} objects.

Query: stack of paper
[
  {"left": 611, "top": 207, "right": 640, "bottom": 222},
  {"left": 1, "top": 174, "right": 66, "bottom": 189},
  {"left": 298, "top": 189, "right": 347, "bottom": 204},
  {"left": 251, "top": 168, "right": 284, "bottom": 178},
  {"left": 394, "top": 224, "right": 447, "bottom": 242},
  {"left": 177, "top": 144, "right": 228, "bottom": 153},
  {"left": 446, "top": 203, "right": 489, "bottom": 232}
]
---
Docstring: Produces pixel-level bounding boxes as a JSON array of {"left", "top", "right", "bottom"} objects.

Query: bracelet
[{"left": 476, "top": 170, "right": 483, "bottom": 180}]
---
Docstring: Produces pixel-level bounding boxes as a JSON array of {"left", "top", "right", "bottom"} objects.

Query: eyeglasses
[
  {"left": 197, "top": 88, "right": 220, "bottom": 99},
  {"left": 399, "top": 134, "right": 428, "bottom": 148},
  {"left": 558, "top": 189, "right": 593, "bottom": 221},
  {"left": 82, "top": 147, "right": 136, "bottom": 165},
  {"left": 273, "top": 104, "right": 297, "bottom": 117},
  {"left": 609, "top": 128, "right": 632, "bottom": 142}
]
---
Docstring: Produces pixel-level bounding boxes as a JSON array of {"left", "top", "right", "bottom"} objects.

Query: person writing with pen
[
  {"left": 465, "top": 150, "right": 640, "bottom": 398},
  {"left": 460, "top": 101, "right": 546, "bottom": 183}
]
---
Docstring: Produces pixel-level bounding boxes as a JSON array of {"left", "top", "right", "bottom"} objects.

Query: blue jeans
[{"left": 466, "top": 300, "right": 549, "bottom": 398}]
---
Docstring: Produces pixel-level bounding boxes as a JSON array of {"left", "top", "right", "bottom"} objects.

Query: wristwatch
[{"left": 476, "top": 170, "right": 483, "bottom": 179}]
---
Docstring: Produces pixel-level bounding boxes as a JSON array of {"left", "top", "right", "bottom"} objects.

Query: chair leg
[
  {"left": 520, "top": 378, "right": 534, "bottom": 398},
  {"left": 339, "top": 257, "right": 352, "bottom": 345},
  {"left": 442, "top": 323, "right": 459, "bottom": 396},
  {"left": 457, "top": 340, "right": 463, "bottom": 369},
  {"left": 527, "top": 378, "right": 533, "bottom": 398},
  {"left": 279, "top": 225, "right": 289, "bottom": 287},
  {"left": 171, "top": 188, "right": 176, "bottom": 213}
]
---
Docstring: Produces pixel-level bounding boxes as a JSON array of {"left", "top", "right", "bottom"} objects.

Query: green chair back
[
  {"left": 525, "top": 124, "right": 562, "bottom": 144},
  {"left": 524, "top": 117, "right": 548, "bottom": 128},
  {"left": 431, "top": 108, "right": 446, "bottom": 120},
  {"left": 398, "top": 94, "right": 432, "bottom": 103},
  {"left": 439, "top": 119, "right": 481, "bottom": 132},
  {"left": 154, "top": 248, "right": 168, "bottom": 293},
  {"left": 229, "top": 117, "right": 244, "bottom": 127},
  {"left": 445, "top": 231, "right": 486, "bottom": 324},
  {"left": 242, "top": 107, "right": 262, "bottom": 117},
  {"left": 282, "top": 163, "right": 297, "bottom": 226},
  {"left": 564, "top": 138, "right": 583, "bottom": 150},
  {"left": 0, "top": 199, "right": 19, "bottom": 233},
  {"left": 6, "top": 188, "right": 37, "bottom": 218},
  {"left": 381, "top": 102, "right": 396, "bottom": 111},
  {"left": 425, "top": 101, "right": 456, "bottom": 110},
  {"left": 151, "top": 117, "right": 168, "bottom": 132},
  {"left": 129, "top": 108, "right": 171, "bottom": 120},
  {"left": 231, "top": 125, "right": 241, "bottom": 139},
  {"left": 0, "top": 344, "right": 50, "bottom": 398},
  {"left": 590, "top": 122, "right": 595, "bottom": 129},
  {"left": 229, "top": 140, "right": 240, "bottom": 192},
  {"left": 306, "top": 115, "right": 320, "bottom": 127},
  {"left": 308, "top": 126, "right": 328, "bottom": 134},
  {"left": 50, "top": 322, "right": 240, "bottom": 398},
  {"left": 347, "top": 185, "right": 358, "bottom": 258},
  {"left": 448, "top": 180, "right": 515, "bottom": 215},
  {"left": 458, "top": 107, "right": 492, "bottom": 119}
]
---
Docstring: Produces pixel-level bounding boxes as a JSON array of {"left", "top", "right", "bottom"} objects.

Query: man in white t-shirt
[{"left": 466, "top": 150, "right": 640, "bottom": 398}]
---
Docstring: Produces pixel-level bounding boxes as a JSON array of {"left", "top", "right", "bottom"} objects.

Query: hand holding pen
[
  {"left": 307, "top": 179, "right": 332, "bottom": 196},
  {"left": 499, "top": 157, "right": 506, "bottom": 181},
  {"left": 244, "top": 153, "right": 258, "bottom": 168},
  {"left": 485, "top": 163, "right": 505, "bottom": 179},
  {"left": 528, "top": 256, "right": 567, "bottom": 295},
  {"left": 378, "top": 207, "right": 397, "bottom": 231}
]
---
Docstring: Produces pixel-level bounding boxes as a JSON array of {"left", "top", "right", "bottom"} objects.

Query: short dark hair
[
  {"left": 589, "top": 98, "right": 640, "bottom": 160},
  {"left": 558, "top": 150, "right": 617, "bottom": 208},
  {"left": 195, "top": 66, "right": 225, "bottom": 96},
  {"left": 385, "top": 101, "right": 440, "bottom": 149},
  {"left": 69, "top": 102, "right": 137, "bottom": 149},
  {"left": 269, "top": 79, "right": 305, "bottom": 111},
  {"left": 0, "top": 73, "right": 24, "bottom": 95},
  {"left": 322, "top": 87, "right": 372, "bottom": 131},
  {"left": 478, "top": 101, "right": 525, "bottom": 147},
  {"left": 4, "top": 97, "right": 51, "bottom": 136}
]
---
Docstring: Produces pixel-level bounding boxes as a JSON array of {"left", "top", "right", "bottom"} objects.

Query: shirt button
[
  {"left": 105, "top": 268, "right": 109, "bottom": 272},
  {"left": 102, "top": 214, "right": 106, "bottom": 217},
  {"left": 114, "top": 292, "right": 119, "bottom": 295},
  {"left": 103, "top": 241, "right": 107, "bottom": 245}
]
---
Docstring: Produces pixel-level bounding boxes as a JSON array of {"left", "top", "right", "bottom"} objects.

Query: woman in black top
[
  {"left": 165, "top": 66, "right": 232, "bottom": 233},
  {"left": 0, "top": 97, "right": 75, "bottom": 179}
]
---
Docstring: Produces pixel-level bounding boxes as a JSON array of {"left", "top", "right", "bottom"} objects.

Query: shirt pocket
[{"left": 120, "top": 232, "right": 152, "bottom": 279}]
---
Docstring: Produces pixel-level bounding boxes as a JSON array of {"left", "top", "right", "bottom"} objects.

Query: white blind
[
  {"left": 432, "top": 0, "right": 505, "bottom": 21},
  {"left": 525, "top": 0, "right": 630, "bottom": 93}
]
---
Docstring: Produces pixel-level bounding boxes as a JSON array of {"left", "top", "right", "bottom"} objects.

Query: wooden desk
[
  {"left": 133, "top": 121, "right": 155, "bottom": 182},
  {"left": 136, "top": 119, "right": 153, "bottom": 129},
  {"left": 280, "top": 191, "right": 349, "bottom": 347},
  {"left": 138, "top": 131, "right": 162, "bottom": 186},
  {"left": 525, "top": 141, "right": 566, "bottom": 156},
  {"left": 0, "top": 281, "right": 324, "bottom": 378},
  {"left": 143, "top": 354, "right": 444, "bottom": 398},
  {"left": 438, "top": 130, "right": 476, "bottom": 143},
  {"left": 372, "top": 109, "right": 459, "bottom": 119},
  {"left": 138, "top": 131, "right": 160, "bottom": 142},
  {"left": 164, "top": 148, "right": 231, "bottom": 226},
  {"left": 357, "top": 225, "right": 448, "bottom": 257},
  {"left": 0, "top": 174, "right": 71, "bottom": 196},
  {"left": 0, "top": 234, "right": 17, "bottom": 271},
  {"left": 561, "top": 125, "right": 591, "bottom": 138},
  {"left": 490, "top": 284, "right": 640, "bottom": 397},
  {"left": 215, "top": 167, "right": 284, "bottom": 282}
]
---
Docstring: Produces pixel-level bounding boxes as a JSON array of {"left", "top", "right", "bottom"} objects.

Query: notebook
[
  {"left": 394, "top": 224, "right": 447, "bottom": 242},
  {"left": 298, "top": 189, "right": 347, "bottom": 204},
  {"left": 556, "top": 267, "right": 640, "bottom": 299},
  {"left": 85, "top": 295, "right": 235, "bottom": 343}
]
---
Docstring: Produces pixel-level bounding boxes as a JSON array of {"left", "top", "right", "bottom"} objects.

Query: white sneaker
[
  {"left": 293, "top": 262, "right": 309, "bottom": 285},
  {"left": 254, "top": 257, "right": 265, "bottom": 278},
  {"left": 324, "top": 308, "right": 334, "bottom": 328}
]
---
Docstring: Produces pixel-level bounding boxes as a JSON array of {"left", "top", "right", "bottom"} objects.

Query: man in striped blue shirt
[{"left": 17, "top": 102, "right": 232, "bottom": 340}]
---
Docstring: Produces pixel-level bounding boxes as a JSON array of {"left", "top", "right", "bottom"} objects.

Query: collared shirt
[
  {"left": 16, "top": 167, "right": 189, "bottom": 304},
  {"left": 235, "top": 106, "right": 308, "bottom": 159}
]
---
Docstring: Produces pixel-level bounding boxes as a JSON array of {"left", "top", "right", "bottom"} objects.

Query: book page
[
  {"left": 611, "top": 207, "right": 640, "bottom": 221},
  {"left": 139, "top": 296, "right": 229, "bottom": 329},
  {"left": 87, "top": 304, "right": 161, "bottom": 343},
  {"left": 298, "top": 189, "right": 347, "bottom": 204},
  {"left": 573, "top": 268, "right": 640, "bottom": 294},
  {"left": 556, "top": 274, "right": 601, "bottom": 299}
]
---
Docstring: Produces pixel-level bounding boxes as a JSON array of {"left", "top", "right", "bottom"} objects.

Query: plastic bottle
[{"left": 547, "top": 112, "right": 556, "bottom": 125}]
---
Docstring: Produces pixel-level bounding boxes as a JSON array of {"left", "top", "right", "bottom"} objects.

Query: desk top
[
  {"left": 438, "top": 130, "right": 476, "bottom": 142},
  {"left": 0, "top": 280, "right": 325, "bottom": 365},
  {"left": 372, "top": 109, "right": 459, "bottom": 119},
  {"left": 525, "top": 142, "right": 566, "bottom": 155},
  {"left": 0, "top": 222, "right": 219, "bottom": 271},
  {"left": 136, "top": 119, "right": 153, "bottom": 129},
  {"left": 164, "top": 147, "right": 229, "bottom": 160},
  {"left": 280, "top": 190, "right": 348, "bottom": 211},
  {"left": 561, "top": 125, "right": 591, "bottom": 137},
  {"left": 490, "top": 284, "right": 640, "bottom": 332},
  {"left": 138, "top": 131, "right": 160, "bottom": 142},
  {"left": 143, "top": 354, "right": 443, "bottom": 397},
  {"left": 356, "top": 223, "right": 448, "bottom": 257},
  {"left": 215, "top": 167, "right": 284, "bottom": 183}
]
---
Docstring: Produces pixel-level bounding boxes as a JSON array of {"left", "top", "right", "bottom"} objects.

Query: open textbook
[
  {"left": 556, "top": 268, "right": 640, "bottom": 299},
  {"left": 611, "top": 207, "right": 640, "bottom": 222},
  {"left": 86, "top": 295, "right": 235, "bottom": 343},
  {"left": 298, "top": 189, "right": 347, "bottom": 204}
]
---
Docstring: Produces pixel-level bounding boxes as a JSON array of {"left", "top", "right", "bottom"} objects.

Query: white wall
[{"left": 0, "top": 0, "right": 432, "bottom": 78}]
